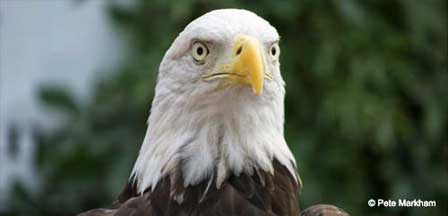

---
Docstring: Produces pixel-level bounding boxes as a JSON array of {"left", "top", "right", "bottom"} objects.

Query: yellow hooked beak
[{"left": 201, "top": 35, "right": 272, "bottom": 96}]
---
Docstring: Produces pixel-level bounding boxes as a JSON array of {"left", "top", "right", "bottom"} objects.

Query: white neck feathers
[{"left": 131, "top": 83, "right": 298, "bottom": 194}]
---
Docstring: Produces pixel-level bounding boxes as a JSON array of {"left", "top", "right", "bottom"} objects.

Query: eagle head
[{"left": 132, "top": 9, "right": 298, "bottom": 194}]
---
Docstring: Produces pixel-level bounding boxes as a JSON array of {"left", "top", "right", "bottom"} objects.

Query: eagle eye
[
  {"left": 269, "top": 43, "right": 280, "bottom": 60},
  {"left": 191, "top": 41, "right": 209, "bottom": 63}
]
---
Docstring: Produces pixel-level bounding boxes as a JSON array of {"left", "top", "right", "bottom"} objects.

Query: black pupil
[
  {"left": 271, "top": 47, "right": 276, "bottom": 56},
  {"left": 197, "top": 46, "right": 204, "bottom": 55}
]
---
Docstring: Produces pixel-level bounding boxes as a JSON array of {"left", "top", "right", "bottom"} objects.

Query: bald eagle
[{"left": 79, "top": 9, "right": 348, "bottom": 216}]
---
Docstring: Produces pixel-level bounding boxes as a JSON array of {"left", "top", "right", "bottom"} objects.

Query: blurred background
[{"left": 0, "top": 0, "right": 446, "bottom": 215}]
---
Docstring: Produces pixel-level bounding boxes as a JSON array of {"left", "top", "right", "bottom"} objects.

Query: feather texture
[
  {"left": 130, "top": 9, "right": 299, "bottom": 194},
  {"left": 80, "top": 160, "right": 300, "bottom": 216},
  {"left": 77, "top": 9, "right": 349, "bottom": 216}
]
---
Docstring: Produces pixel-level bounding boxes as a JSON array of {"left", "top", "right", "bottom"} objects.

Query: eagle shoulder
[{"left": 78, "top": 159, "right": 300, "bottom": 216}]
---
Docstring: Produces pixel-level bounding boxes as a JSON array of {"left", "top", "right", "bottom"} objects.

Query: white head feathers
[{"left": 131, "top": 9, "right": 299, "bottom": 194}]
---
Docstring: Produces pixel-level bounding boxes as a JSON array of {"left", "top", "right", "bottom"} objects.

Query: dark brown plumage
[
  {"left": 80, "top": 160, "right": 299, "bottom": 216},
  {"left": 78, "top": 160, "right": 348, "bottom": 216}
]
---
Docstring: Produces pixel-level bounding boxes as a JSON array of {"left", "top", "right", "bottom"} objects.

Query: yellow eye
[
  {"left": 270, "top": 43, "right": 280, "bottom": 60},
  {"left": 191, "top": 42, "right": 209, "bottom": 62}
]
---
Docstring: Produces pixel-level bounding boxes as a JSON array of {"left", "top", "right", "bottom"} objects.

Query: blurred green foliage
[{"left": 5, "top": 0, "right": 447, "bottom": 216}]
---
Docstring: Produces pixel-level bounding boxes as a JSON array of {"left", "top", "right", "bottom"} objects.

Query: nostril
[{"left": 236, "top": 46, "right": 243, "bottom": 55}]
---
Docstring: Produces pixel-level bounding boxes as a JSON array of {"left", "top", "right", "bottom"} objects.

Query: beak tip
[{"left": 253, "top": 87, "right": 262, "bottom": 96}]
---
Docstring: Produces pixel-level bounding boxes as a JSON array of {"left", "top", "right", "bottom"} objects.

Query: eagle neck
[{"left": 131, "top": 84, "right": 298, "bottom": 193}]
